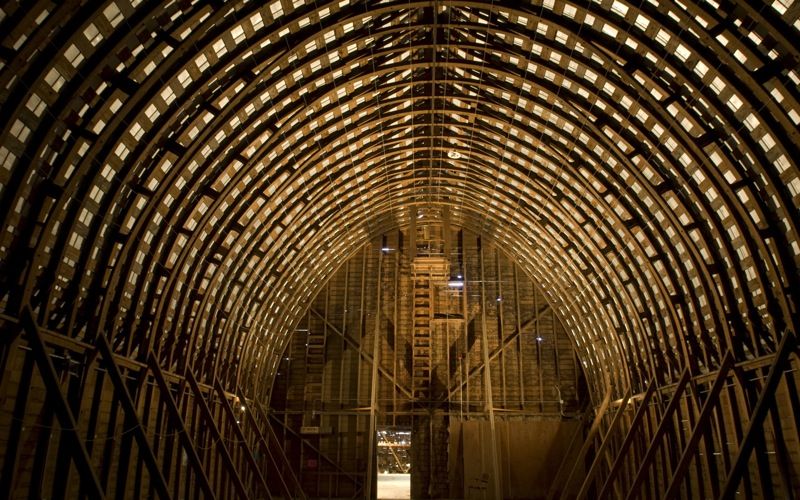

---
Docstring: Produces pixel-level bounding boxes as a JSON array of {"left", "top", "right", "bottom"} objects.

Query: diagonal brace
[
  {"left": 577, "top": 387, "right": 633, "bottom": 499},
  {"left": 212, "top": 380, "right": 274, "bottom": 500},
  {"left": 20, "top": 305, "right": 106, "bottom": 499},
  {"left": 310, "top": 308, "right": 413, "bottom": 399},
  {"left": 230, "top": 383, "right": 300, "bottom": 500},
  {"left": 95, "top": 333, "right": 171, "bottom": 499},
  {"left": 626, "top": 369, "right": 691, "bottom": 500},
  {"left": 719, "top": 331, "right": 796, "bottom": 500},
  {"left": 147, "top": 352, "right": 217, "bottom": 500},
  {"left": 185, "top": 370, "right": 250, "bottom": 499},
  {"left": 663, "top": 351, "right": 735, "bottom": 499},
  {"left": 448, "top": 306, "right": 548, "bottom": 400}
]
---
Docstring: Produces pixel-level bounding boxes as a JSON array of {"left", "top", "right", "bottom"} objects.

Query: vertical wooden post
[
  {"left": 147, "top": 352, "right": 217, "bottom": 500},
  {"left": 598, "top": 380, "right": 657, "bottom": 498},
  {"left": 719, "top": 331, "right": 796, "bottom": 500},
  {"left": 20, "top": 306, "right": 106, "bottom": 499},
  {"left": 0, "top": 333, "right": 34, "bottom": 498},
  {"left": 365, "top": 249, "right": 383, "bottom": 500},
  {"left": 478, "top": 239, "right": 502, "bottom": 497},
  {"left": 95, "top": 334, "right": 172, "bottom": 499}
]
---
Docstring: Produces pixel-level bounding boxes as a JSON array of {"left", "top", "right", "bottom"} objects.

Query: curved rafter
[{"left": 0, "top": 0, "right": 797, "bottom": 411}]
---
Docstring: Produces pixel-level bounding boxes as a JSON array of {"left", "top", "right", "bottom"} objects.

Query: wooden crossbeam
[
  {"left": 663, "top": 351, "right": 734, "bottom": 499},
  {"left": 626, "top": 369, "right": 691, "bottom": 500},
  {"left": 20, "top": 306, "right": 106, "bottom": 499},
  {"left": 212, "top": 380, "right": 273, "bottom": 500},
  {"left": 185, "top": 370, "right": 250, "bottom": 499},
  {"left": 147, "top": 353, "right": 217, "bottom": 499},
  {"left": 96, "top": 333, "right": 172, "bottom": 499},
  {"left": 719, "top": 330, "right": 796, "bottom": 500}
]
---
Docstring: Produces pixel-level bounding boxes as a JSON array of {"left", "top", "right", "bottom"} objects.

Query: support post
[
  {"left": 626, "top": 369, "right": 691, "bottom": 500},
  {"left": 663, "top": 352, "right": 734, "bottom": 499},
  {"left": 185, "top": 370, "right": 250, "bottom": 499},
  {"left": 719, "top": 331, "right": 796, "bottom": 500},
  {"left": 409, "top": 206, "right": 417, "bottom": 258},
  {"left": 95, "top": 334, "right": 172, "bottom": 499},
  {"left": 20, "top": 305, "right": 106, "bottom": 499},
  {"left": 366, "top": 250, "right": 383, "bottom": 500},
  {"left": 147, "top": 352, "right": 216, "bottom": 500},
  {"left": 0, "top": 321, "right": 28, "bottom": 499},
  {"left": 597, "top": 380, "right": 657, "bottom": 498},
  {"left": 478, "top": 241, "right": 502, "bottom": 498}
]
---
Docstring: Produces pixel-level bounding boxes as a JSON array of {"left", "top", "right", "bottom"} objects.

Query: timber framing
[
  {"left": 0, "top": 306, "right": 298, "bottom": 499},
  {"left": 0, "top": 0, "right": 799, "bottom": 498}
]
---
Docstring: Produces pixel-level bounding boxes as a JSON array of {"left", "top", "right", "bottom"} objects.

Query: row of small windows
[{"left": 3, "top": 1, "right": 797, "bottom": 371}]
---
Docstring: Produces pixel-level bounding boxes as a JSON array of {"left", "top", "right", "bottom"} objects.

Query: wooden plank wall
[
  {"left": 270, "top": 226, "right": 585, "bottom": 498},
  {"left": 0, "top": 315, "right": 293, "bottom": 499}
]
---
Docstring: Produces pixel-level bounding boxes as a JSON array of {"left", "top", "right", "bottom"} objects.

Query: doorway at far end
[{"left": 376, "top": 427, "right": 411, "bottom": 499}]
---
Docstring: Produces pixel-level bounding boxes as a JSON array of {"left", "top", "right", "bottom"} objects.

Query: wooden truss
[{"left": 0, "top": 306, "right": 303, "bottom": 499}]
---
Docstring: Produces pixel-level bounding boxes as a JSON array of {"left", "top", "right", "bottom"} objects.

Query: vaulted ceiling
[{"left": 1, "top": 0, "right": 798, "bottom": 402}]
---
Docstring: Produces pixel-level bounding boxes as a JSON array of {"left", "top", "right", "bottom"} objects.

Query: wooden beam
[
  {"left": 147, "top": 352, "right": 217, "bottom": 500},
  {"left": 552, "top": 372, "right": 613, "bottom": 500},
  {"left": 20, "top": 305, "right": 106, "bottom": 499},
  {"left": 266, "top": 408, "right": 361, "bottom": 489},
  {"left": 185, "top": 370, "right": 250, "bottom": 499},
  {"left": 236, "top": 385, "right": 308, "bottom": 499},
  {"left": 479, "top": 241, "right": 502, "bottom": 498},
  {"left": 365, "top": 250, "right": 383, "bottom": 500},
  {"left": 719, "top": 331, "right": 796, "bottom": 500},
  {"left": 95, "top": 334, "right": 172, "bottom": 499},
  {"left": 446, "top": 309, "right": 546, "bottom": 400},
  {"left": 769, "top": 384, "right": 797, "bottom": 500},
  {"left": 577, "top": 387, "right": 632, "bottom": 500},
  {"left": 597, "top": 380, "right": 657, "bottom": 498},
  {"left": 663, "top": 351, "right": 734, "bottom": 499},
  {"left": 212, "top": 380, "right": 273, "bottom": 500},
  {"left": 0, "top": 312, "right": 234, "bottom": 396},
  {"left": 0, "top": 343, "right": 34, "bottom": 498},
  {"left": 238, "top": 387, "right": 288, "bottom": 499},
  {"left": 626, "top": 369, "right": 691, "bottom": 500},
  {"left": 310, "top": 307, "right": 413, "bottom": 399}
]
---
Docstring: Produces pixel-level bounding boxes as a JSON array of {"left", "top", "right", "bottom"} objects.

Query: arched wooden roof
[{"left": 1, "top": 0, "right": 798, "bottom": 401}]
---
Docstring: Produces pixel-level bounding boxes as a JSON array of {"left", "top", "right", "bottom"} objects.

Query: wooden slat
[
  {"left": 20, "top": 306, "right": 106, "bottom": 499},
  {"left": 147, "top": 352, "right": 217, "bottom": 500},
  {"left": 96, "top": 334, "right": 172, "bottom": 499},
  {"left": 719, "top": 331, "right": 796, "bottom": 500}
]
